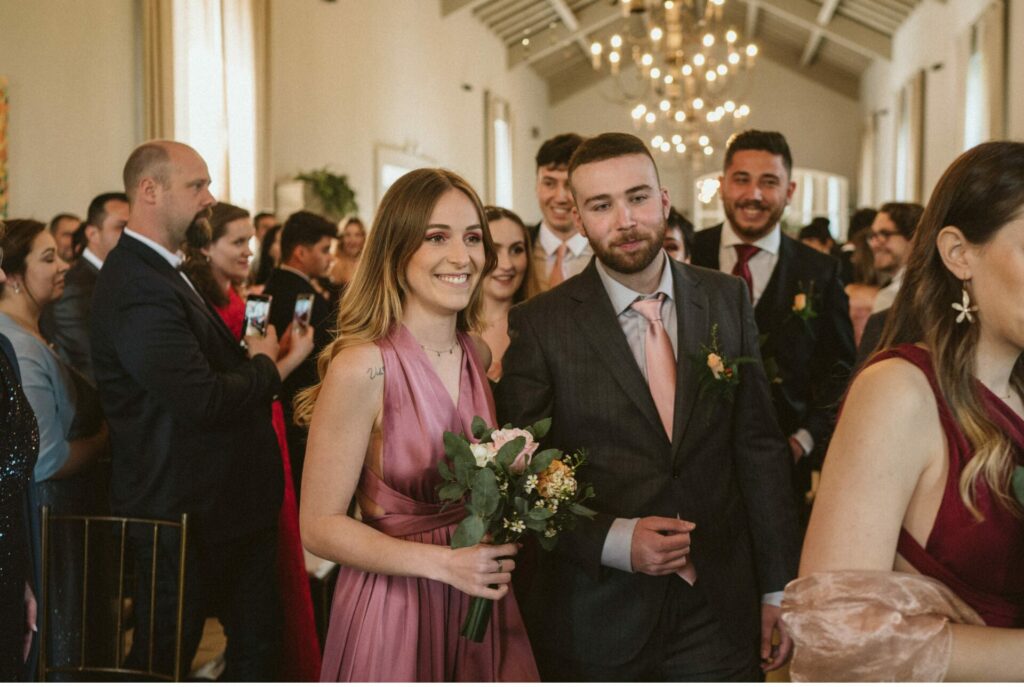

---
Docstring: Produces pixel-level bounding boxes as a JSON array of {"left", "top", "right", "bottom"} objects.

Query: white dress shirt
[
  {"left": 534, "top": 222, "right": 592, "bottom": 283},
  {"left": 81, "top": 248, "right": 104, "bottom": 271},
  {"left": 872, "top": 266, "right": 904, "bottom": 314}
]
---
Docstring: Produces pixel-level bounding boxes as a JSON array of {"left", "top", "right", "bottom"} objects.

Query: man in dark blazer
[
  {"left": 91, "top": 141, "right": 285, "bottom": 679},
  {"left": 690, "top": 131, "right": 855, "bottom": 518},
  {"left": 262, "top": 210, "right": 335, "bottom": 498},
  {"left": 496, "top": 133, "right": 800, "bottom": 681},
  {"left": 40, "top": 192, "right": 128, "bottom": 384}
]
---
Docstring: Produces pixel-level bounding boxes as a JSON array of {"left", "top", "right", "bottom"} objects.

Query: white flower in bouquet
[{"left": 469, "top": 442, "right": 496, "bottom": 468}]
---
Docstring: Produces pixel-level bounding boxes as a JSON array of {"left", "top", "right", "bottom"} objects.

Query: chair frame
[{"left": 38, "top": 506, "right": 189, "bottom": 682}]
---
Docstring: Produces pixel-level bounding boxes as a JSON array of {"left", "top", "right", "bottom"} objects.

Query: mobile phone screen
[
  {"left": 244, "top": 294, "right": 272, "bottom": 337},
  {"left": 293, "top": 293, "right": 314, "bottom": 330}
]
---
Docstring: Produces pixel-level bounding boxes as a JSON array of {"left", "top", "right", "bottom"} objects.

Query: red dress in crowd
[{"left": 215, "top": 288, "right": 322, "bottom": 680}]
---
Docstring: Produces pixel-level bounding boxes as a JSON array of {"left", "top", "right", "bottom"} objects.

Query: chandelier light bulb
[
  {"left": 682, "top": 64, "right": 693, "bottom": 76},
  {"left": 717, "top": 64, "right": 727, "bottom": 75},
  {"left": 724, "top": 100, "right": 736, "bottom": 112},
  {"left": 609, "top": 51, "right": 621, "bottom": 64},
  {"left": 676, "top": 143, "right": 686, "bottom": 153},
  {"left": 728, "top": 52, "right": 741, "bottom": 65},
  {"left": 611, "top": 34, "right": 623, "bottom": 48},
  {"left": 746, "top": 44, "right": 758, "bottom": 57},
  {"left": 664, "top": 74, "right": 674, "bottom": 84},
  {"left": 641, "top": 53, "right": 654, "bottom": 67},
  {"left": 738, "top": 104, "right": 750, "bottom": 116},
  {"left": 706, "top": 70, "right": 717, "bottom": 82},
  {"left": 521, "top": 37, "right": 530, "bottom": 47},
  {"left": 664, "top": 0, "right": 674, "bottom": 8},
  {"left": 702, "top": 33, "right": 715, "bottom": 48},
  {"left": 591, "top": 42, "right": 602, "bottom": 55},
  {"left": 706, "top": 111, "right": 716, "bottom": 122},
  {"left": 704, "top": 145, "right": 714, "bottom": 155},
  {"left": 650, "top": 67, "right": 661, "bottom": 80},
  {"left": 635, "top": 103, "right": 647, "bottom": 116},
  {"left": 659, "top": 99, "right": 671, "bottom": 111},
  {"left": 651, "top": 27, "right": 664, "bottom": 41},
  {"left": 671, "top": 134, "right": 682, "bottom": 145},
  {"left": 693, "top": 53, "right": 706, "bottom": 66},
  {"left": 660, "top": 141, "right": 671, "bottom": 153},
  {"left": 711, "top": 0, "right": 724, "bottom": 5},
  {"left": 726, "top": 29, "right": 738, "bottom": 43},
  {"left": 693, "top": 97, "right": 704, "bottom": 110},
  {"left": 699, "top": 135, "right": 710, "bottom": 146},
  {"left": 644, "top": 111, "right": 656, "bottom": 124},
  {"left": 652, "top": 135, "right": 664, "bottom": 147},
  {"left": 674, "top": 110, "right": 685, "bottom": 122}
]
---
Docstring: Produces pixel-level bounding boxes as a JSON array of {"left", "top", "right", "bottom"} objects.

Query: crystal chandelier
[{"left": 589, "top": 0, "right": 758, "bottom": 158}]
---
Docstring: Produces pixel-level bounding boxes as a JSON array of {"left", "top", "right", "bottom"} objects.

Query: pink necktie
[
  {"left": 548, "top": 243, "right": 567, "bottom": 288},
  {"left": 631, "top": 296, "right": 698, "bottom": 585},
  {"left": 630, "top": 295, "right": 675, "bottom": 440},
  {"left": 732, "top": 244, "right": 761, "bottom": 301}
]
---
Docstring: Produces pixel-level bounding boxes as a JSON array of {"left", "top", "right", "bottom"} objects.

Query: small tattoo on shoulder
[{"left": 368, "top": 366, "right": 384, "bottom": 380}]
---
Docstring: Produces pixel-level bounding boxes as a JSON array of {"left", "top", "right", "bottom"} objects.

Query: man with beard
[
  {"left": 91, "top": 141, "right": 287, "bottom": 678},
  {"left": 497, "top": 132, "right": 800, "bottom": 680},
  {"left": 690, "top": 131, "right": 855, "bottom": 523}
]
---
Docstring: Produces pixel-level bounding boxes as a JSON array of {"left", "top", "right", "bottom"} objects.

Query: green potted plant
[{"left": 295, "top": 167, "right": 358, "bottom": 221}]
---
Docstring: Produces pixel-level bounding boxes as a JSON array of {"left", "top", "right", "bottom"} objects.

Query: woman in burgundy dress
[
  {"left": 295, "top": 169, "right": 538, "bottom": 681},
  {"left": 783, "top": 142, "right": 1024, "bottom": 681},
  {"left": 182, "top": 204, "right": 320, "bottom": 680}
]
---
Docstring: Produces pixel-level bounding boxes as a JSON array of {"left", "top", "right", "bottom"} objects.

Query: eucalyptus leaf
[
  {"left": 496, "top": 437, "right": 526, "bottom": 470},
  {"left": 437, "top": 460, "right": 453, "bottom": 481},
  {"left": 438, "top": 482, "right": 466, "bottom": 503},
  {"left": 569, "top": 502, "right": 598, "bottom": 518},
  {"left": 538, "top": 535, "right": 558, "bottom": 551},
  {"left": 514, "top": 497, "right": 530, "bottom": 515},
  {"left": 524, "top": 518, "right": 548, "bottom": 532},
  {"left": 530, "top": 417, "right": 552, "bottom": 439},
  {"left": 470, "top": 468, "right": 500, "bottom": 517},
  {"left": 445, "top": 431, "right": 476, "bottom": 483},
  {"left": 527, "top": 507, "right": 554, "bottom": 521},
  {"left": 451, "top": 514, "right": 486, "bottom": 549},
  {"left": 529, "top": 448, "right": 560, "bottom": 474},
  {"left": 471, "top": 416, "right": 490, "bottom": 441}
]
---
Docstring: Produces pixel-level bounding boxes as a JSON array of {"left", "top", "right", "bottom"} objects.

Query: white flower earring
[{"left": 952, "top": 280, "right": 978, "bottom": 324}]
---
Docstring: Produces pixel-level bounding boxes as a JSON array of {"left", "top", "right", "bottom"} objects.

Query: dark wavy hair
[
  {"left": 182, "top": 203, "right": 250, "bottom": 307},
  {"left": 483, "top": 205, "right": 540, "bottom": 303},
  {"left": 0, "top": 219, "right": 48, "bottom": 298}
]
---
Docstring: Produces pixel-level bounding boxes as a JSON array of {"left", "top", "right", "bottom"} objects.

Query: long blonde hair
[
  {"left": 293, "top": 168, "right": 496, "bottom": 426},
  {"left": 878, "top": 141, "right": 1024, "bottom": 520}
]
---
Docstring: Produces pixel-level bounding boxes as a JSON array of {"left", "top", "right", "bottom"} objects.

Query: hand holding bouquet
[{"left": 437, "top": 416, "right": 595, "bottom": 641}]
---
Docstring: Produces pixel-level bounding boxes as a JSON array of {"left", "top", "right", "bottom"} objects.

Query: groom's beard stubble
[{"left": 585, "top": 219, "right": 666, "bottom": 275}]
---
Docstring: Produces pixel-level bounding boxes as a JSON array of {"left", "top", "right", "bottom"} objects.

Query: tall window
[
  {"left": 485, "top": 92, "right": 513, "bottom": 209},
  {"left": 171, "top": 0, "right": 260, "bottom": 211},
  {"left": 962, "top": 2, "right": 1005, "bottom": 150},
  {"left": 894, "top": 70, "right": 924, "bottom": 202}
]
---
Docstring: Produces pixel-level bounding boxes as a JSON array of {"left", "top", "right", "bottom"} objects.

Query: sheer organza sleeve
[{"left": 781, "top": 570, "right": 985, "bottom": 682}]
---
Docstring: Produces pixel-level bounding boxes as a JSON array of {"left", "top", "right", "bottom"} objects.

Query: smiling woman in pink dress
[
  {"left": 478, "top": 206, "right": 540, "bottom": 382},
  {"left": 295, "top": 169, "right": 538, "bottom": 682}
]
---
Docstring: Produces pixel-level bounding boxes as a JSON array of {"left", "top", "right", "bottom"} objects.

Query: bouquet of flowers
[{"left": 437, "top": 415, "right": 595, "bottom": 642}]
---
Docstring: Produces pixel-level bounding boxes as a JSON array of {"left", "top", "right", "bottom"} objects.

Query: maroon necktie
[{"left": 731, "top": 244, "right": 761, "bottom": 300}]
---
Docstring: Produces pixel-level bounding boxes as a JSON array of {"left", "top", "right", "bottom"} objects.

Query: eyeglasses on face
[{"left": 868, "top": 229, "right": 901, "bottom": 242}]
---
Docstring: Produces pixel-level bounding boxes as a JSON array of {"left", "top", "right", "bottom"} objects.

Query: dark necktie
[{"left": 731, "top": 244, "right": 761, "bottom": 300}]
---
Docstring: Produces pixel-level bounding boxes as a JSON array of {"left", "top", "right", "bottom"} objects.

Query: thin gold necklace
[{"left": 420, "top": 343, "right": 458, "bottom": 357}]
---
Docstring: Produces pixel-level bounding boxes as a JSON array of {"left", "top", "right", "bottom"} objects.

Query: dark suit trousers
[
  {"left": 536, "top": 576, "right": 762, "bottom": 682},
  {"left": 127, "top": 526, "right": 281, "bottom": 680}
]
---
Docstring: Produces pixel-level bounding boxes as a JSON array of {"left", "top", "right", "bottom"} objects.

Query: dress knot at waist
[{"left": 358, "top": 468, "right": 467, "bottom": 538}]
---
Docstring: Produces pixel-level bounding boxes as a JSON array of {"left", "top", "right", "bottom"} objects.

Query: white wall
[
  {"left": 268, "top": 0, "right": 552, "bottom": 223},
  {"left": 859, "top": 0, "right": 1009, "bottom": 204},
  {"left": 0, "top": 0, "right": 140, "bottom": 219},
  {"left": 549, "top": 56, "right": 862, "bottom": 220}
]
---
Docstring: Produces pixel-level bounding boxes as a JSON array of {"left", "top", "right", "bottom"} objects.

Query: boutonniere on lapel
[
  {"left": 690, "top": 324, "right": 757, "bottom": 417},
  {"left": 789, "top": 281, "right": 818, "bottom": 330}
]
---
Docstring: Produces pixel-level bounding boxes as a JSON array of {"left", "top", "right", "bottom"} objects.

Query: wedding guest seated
[
  {"left": 263, "top": 211, "right": 336, "bottom": 499},
  {"left": 868, "top": 201, "right": 924, "bottom": 313},
  {"left": 297, "top": 167, "right": 537, "bottom": 681},
  {"left": 0, "top": 223, "right": 40, "bottom": 682},
  {"left": 47, "top": 213, "right": 80, "bottom": 264},
  {"left": 479, "top": 206, "right": 539, "bottom": 382},
  {"left": 663, "top": 206, "right": 694, "bottom": 263},
  {"left": 40, "top": 192, "right": 128, "bottom": 384},
  {"left": 180, "top": 204, "right": 320, "bottom": 681},
  {"left": 328, "top": 217, "right": 365, "bottom": 289},
  {"left": 0, "top": 219, "right": 110, "bottom": 675},
  {"left": 783, "top": 141, "right": 1024, "bottom": 681}
]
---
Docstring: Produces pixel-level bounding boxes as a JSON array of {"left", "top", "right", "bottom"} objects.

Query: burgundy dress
[
  {"left": 214, "top": 288, "right": 322, "bottom": 680},
  {"left": 319, "top": 324, "right": 538, "bottom": 681},
  {"left": 874, "top": 345, "right": 1024, "bottom": 627}
]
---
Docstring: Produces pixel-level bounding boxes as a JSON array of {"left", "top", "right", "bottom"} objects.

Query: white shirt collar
[
  {"left": 81, "top": 248, "right": 103, "bottom": 271},
  {"left": 538, "top": 222, "right": 589, "bottom": 258},
  {"left": 123, "top": 228, "right": 183, "bottom": 268},
  {"left": 279, "top": 264, "right": 312, "bottom": 283},
  {"left": 595, "top": 251, "right": 674, "bottom": 316},
  {"left": 721, "top": 221, "right": 782, "bottom": 255}
]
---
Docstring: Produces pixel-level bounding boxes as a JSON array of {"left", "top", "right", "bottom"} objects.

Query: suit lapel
[
  {"left": 670, "top": 262, "right": 709, "bottom": 456},
  {"left": 692, "top": 224, "right": 722, "bottom": 270},
  {"left": 570, "top": 264, "right": 667, "bottom": 440}
]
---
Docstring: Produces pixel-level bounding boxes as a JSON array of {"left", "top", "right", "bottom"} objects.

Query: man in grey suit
[
  {"left": 496, "top": 133, "right": 800, "bottom": 681},
  {"left": 40, "top": 192, "right": 128, "bottom": 383}
]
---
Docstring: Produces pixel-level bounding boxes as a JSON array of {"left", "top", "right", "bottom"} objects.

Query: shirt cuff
[
  {"left": 600, "top": 517, "right": 639, "bottom": 572},
  {"left": 761, "top": 591, "right": 785, "bottom": 607},
  {"left": 792, "top": 428, "right": 814, "bottom": 456}
]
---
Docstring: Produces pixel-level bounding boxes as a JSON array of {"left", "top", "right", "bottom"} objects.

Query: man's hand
[
  {"left": 788, "top": 436, "right": 806, "bottom": 463},
  {"left": 245, "top": 324, "right": 281, "bottom": 362},
  {"left": 629, "top": 516, "right": 694, "bottom": 576},
  {"left": 760, "top": 602, "right": 792, "bottom": 673}
]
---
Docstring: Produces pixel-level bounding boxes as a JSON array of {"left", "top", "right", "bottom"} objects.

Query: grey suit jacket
[
  {"left": 495, "top": 259, "right": 800, "bottom": 667},
  {"left": 41, "top": 257, "right": 100, "bottom": 384}
]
